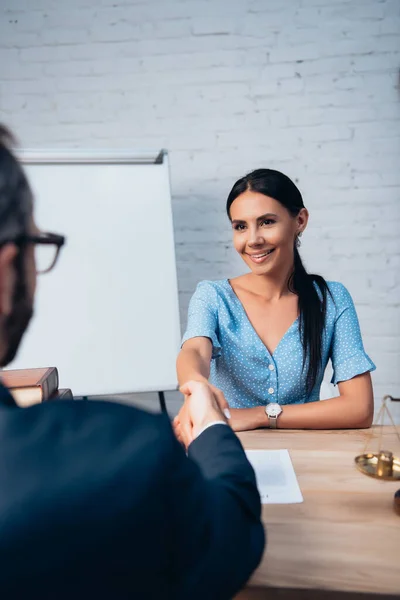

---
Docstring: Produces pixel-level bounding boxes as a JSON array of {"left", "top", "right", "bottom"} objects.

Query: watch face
[{"left": 266, "top": 403, "right": 282, "bottom": 417}]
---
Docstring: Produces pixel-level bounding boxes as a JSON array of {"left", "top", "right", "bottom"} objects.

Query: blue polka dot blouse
[{"left": 182, "top": 279, "right": 376, "bottom": 408}]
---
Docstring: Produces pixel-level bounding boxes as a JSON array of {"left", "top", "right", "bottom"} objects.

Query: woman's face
[{"left": 229, "top": 190, "right": 308, "bottom": 277}]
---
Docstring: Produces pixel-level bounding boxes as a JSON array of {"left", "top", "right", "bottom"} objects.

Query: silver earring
[{"left": 296, "top": 232, "right": 302, "bottom": 248}]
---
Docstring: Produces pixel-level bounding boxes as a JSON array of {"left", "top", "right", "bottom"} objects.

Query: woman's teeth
[{"left": 248, "top": 249, "right": 274, "bottom": 263}]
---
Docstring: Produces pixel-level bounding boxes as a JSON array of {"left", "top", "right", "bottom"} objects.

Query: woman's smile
[{"left": 245, "top": 248, "right": 275, "bottom": 264}]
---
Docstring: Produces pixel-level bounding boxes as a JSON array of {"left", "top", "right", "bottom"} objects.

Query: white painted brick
[
  {"left": 379, "top": 17, "right": 400, "bottom": 35},
  {"left": 43, "top": 61, "right": 98, "bottom": 78},
  {"left": 2, "top": 78, "right": 56, "bottom": 96},
  {"left": 0, "top": 62, "right": 45, "bottom": 81},
  {"left": 354, "top": 119, "right": 400, "bottom": 139},
  {"left": 269, "top": 43, "right": 322, "bottom": 63},
  {"left": 19, "top": 45, "right": 63, "bottom": 63},
  {"left": 190, "top": 17, "right": 239, "bottom": 36},
  {"left": 322, "top": 2, "right": 385, "bottom": 21},
  {"left": 39, "top": 27, "right": 90, "bottom": 45},
  {"left": 10, "top": 11, "right": 45, "bottom": 32},
  {"left": 0, "top": 96, "right": 27, "bottom": 112},
  {"left": 0, "top": 29, "right": 40, "bottom": 48},
  {"left": 36, "top": 8, "right": 94, "bottom": 30},
  {"left": 0, "top": 48, "right": 19, "bottom": 65},
  {"left": 352, "top": 52, "right": 400, "bottom": 73},
  {"left": 295, "top": 56, "right": 354, "bottom": 77},
  {"left": 276, "top": 78, "right": 304, "bottom": 94},
  {"left": 289, "top": 106, "right": 377, "bottom": 126}
]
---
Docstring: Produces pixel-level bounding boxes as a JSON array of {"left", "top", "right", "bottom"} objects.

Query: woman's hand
[
  {"left": 192, "top": 385, "right": 267, "bottom": 432},
  {"left": 228, "top": 407, "right": 267, "bottom": 432},
  {"left": 206, "top": 382, "right": 230, "bottom": 415}
]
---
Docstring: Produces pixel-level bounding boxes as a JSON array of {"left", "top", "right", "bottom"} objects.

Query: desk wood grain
[{"left": 236, "top": 427, "right": 400, "bottom": 596}]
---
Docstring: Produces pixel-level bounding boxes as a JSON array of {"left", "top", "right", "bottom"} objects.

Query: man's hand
[{"left": 173, "top": 380, "right": 230, "bottom": 449}]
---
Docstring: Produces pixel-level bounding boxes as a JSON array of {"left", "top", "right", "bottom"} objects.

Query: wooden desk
[{"left": 235, "top": 427, "right": 400, "bottom": 598}]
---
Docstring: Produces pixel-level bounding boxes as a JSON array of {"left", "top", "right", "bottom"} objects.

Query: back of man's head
[
  {"left": 0, "top": 125, "right": 34, "bottom": 366},
  {"left": 0, "top": 125, "right": 32, "bottom": 243}
]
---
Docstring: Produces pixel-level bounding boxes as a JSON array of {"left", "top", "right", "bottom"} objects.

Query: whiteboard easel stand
[{"left": 15, "top": 149, "right": 180, "bottom": 413}]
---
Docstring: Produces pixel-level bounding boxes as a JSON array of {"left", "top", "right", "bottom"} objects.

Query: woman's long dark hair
[{"left": 226, "top": 168, "right": 329, "bottom": 394}]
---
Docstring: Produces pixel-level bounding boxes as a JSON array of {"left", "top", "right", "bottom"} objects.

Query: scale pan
[{"left": 355, "top": 451, "right": 400, "bottom": 481}]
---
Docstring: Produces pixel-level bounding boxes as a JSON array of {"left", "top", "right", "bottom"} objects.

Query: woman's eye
[
  {"left": 233, "top": 224, "right": 246, "bottom": 231},
  {"left": 261, "top": 219, "right": 275, "bottom": 226}
]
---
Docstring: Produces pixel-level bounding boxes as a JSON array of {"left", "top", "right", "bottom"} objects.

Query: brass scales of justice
[{"left": 355, "top": 395, "right": 400, "bottom": 515}]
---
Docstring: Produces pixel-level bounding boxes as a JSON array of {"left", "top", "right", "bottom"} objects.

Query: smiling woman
[{"left": 176, "top": 169, "right": 376, "bottom": 432}]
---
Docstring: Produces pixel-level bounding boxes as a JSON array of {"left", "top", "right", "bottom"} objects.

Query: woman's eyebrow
[
  {"left": 257, "top": 212, "right": 278, "bottom": 221},
  {"left": 231, "top": 213, "right": 278, "bottom": 225}
]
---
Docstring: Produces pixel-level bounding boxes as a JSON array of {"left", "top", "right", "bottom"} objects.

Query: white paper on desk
[{"left": 245, "top": 449, "right": 303, "bottom": 504}]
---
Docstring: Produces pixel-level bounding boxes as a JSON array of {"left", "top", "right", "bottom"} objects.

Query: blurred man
[{"left": 0, "top": 125, "right": 264, "bottom": 599}]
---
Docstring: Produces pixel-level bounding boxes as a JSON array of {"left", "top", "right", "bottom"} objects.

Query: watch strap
[{"left": 269, "top": 415, "right": 278, "bottom": 429}]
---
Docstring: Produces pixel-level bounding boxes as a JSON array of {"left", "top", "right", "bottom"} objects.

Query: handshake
[{"left": 173, "top": 381, "right": 231, "bottom": 449}]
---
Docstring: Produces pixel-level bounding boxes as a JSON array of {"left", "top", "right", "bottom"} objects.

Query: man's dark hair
[{"left": 0, "top": 124, "right": 32, "bottom": 244}]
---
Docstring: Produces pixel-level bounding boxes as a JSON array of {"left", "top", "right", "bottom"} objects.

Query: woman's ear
[
  {"left": 297, "top": 207, "right": 309, "bottom": 235},
  {"left": 0, "top": 244, "right": 18, "bottom": 317}
]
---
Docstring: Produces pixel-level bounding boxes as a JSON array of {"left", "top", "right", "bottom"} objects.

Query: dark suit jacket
[{"left": 0, "top": 385, "right": 265, "bottom": 599}]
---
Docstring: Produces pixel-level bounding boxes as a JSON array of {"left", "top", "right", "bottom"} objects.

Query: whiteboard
[{"left": 10, "top": 150, "right": 181, "bottom": 396}]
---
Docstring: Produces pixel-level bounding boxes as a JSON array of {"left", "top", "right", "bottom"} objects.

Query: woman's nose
[{"left": 247, "top": 227, "right": 264, "bottom": 246}]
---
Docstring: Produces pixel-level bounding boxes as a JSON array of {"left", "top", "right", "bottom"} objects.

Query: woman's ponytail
[{"left": 290, "top": 246, "right": 329, "bottom": 394}]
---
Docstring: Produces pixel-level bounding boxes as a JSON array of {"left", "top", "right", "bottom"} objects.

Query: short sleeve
[
  {"left": 329, "top": 283, "right": 376, "bottom": 385},
  {"left": 182, "top": 281, "right": 221, "bottom": 359}
]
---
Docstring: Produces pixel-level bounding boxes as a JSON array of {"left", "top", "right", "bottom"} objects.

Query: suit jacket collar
[{"left": 0, "top": 381, "right": 17, "bottom": 407}]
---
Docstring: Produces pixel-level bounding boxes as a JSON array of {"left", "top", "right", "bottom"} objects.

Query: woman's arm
[
  {"left": 176, "top": 337, "right": 212, "bottom": 386},
  {"left": 227, "top": 372, "right": 374, "bottom": 431},
  {"left": 176, "top": 338, "right": 230, "bottom": 414}
]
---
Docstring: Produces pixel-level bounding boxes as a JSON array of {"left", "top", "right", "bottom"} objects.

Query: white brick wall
[{"left": 1, "top": 0, "right": 399, "bottom": 420}]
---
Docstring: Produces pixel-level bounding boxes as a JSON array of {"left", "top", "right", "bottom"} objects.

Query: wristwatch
[{"left": 265, "top": 403, "right": 282, "bottom": 428}]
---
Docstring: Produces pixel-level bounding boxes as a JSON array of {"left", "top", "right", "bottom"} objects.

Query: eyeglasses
[{"left": 17, "top": 232, "right": 66, "bottom": 274}]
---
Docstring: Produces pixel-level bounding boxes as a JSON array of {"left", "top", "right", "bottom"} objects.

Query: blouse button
[
  {"left": 268, "top": 364, "right": 275, "bottom": 371},
  {"left": 268, "top": 387, "right": 274, "bottom": 394}
]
